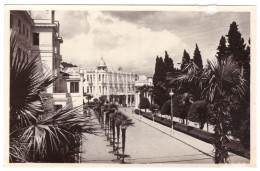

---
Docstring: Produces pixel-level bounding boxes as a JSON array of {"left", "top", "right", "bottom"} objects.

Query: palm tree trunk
[
  {"left": 121, "top": 128, "right": 126, "bottom": 163},
  {"left": 116, "top": 125, "right": 120, "bottom": 159},
  {"left": 112, "top": 120, "right": 115, "bottom": 149}
]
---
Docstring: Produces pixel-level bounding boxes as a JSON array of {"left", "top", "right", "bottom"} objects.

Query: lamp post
[{"left": 169, "top": 89, "right": 174, "bottom": 134}]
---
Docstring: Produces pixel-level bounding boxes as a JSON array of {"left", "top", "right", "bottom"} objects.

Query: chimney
[{"left": 51, "top": 10, "right": 55, "bottom": 23}]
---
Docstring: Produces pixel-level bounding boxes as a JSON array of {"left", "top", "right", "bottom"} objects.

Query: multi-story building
[
  {"left": 83, "top": 57, "right": 136, "bottom": 106},
  {"left": 10, "top": 10, "right": 83, "bottom": 112}
]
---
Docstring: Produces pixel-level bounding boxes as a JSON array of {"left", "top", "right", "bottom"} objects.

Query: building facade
[
  {"left": 10, "top": 10, "right": 83, "bottom": 112},
  {"left": 83, "top": 57, "right": 136, "bottom": 106},
  {"left": 134, "top": 75, "right": 153, "bottom": 109}
]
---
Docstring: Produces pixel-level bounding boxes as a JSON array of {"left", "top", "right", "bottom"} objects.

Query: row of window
[
  {"left": 86, "top": 74, "right": 135, "bottom": 83},
  {"left": 10, "top": 14, "right": 30, "bottom": 39},
  {"left": 10, "top": 14, "right": 40, "bottom": 46},
  {"left": 85, "top": 85, "right": 134, "bottom": 94}
]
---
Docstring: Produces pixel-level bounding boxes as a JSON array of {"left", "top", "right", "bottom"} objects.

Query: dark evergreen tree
[
  {"left": 180, "top": 49, "right": 191, "bottom": 70},
  {"left": 164, "top": 51, "right": 174, "bottom": 73},
  {"left": 153, "top": 56, "right": 167, "bottom": 108},
  {"left": 216, "top": 36, "right": 228, "bottom": 64},
  {"left": 193, "top": 44, "right": 203, "bottom": 69},
  {"left": 153, "top": 56, "right": 161, "bottom": 87},
  {"left": 226, "top": 21, "right": 248, "bottom": 68}
]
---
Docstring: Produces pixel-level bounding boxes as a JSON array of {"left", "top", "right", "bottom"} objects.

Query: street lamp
[{"left": 169, "top": 89, "right": 174, "bottom": 133}]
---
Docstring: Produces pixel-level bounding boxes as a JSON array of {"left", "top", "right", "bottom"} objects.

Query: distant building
[
  {"left": 134, "top": 75, "right": 154, "bottom": 109},
  {"left": 83, "top": 57, "right": 136, "bottom": 106}
]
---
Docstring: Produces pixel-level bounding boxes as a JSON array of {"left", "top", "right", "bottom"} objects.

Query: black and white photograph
[{"left": 4, "top": 4, "right": 256, "bottom": 166}]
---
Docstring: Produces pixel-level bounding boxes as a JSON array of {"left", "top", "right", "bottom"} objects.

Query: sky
[{"left": 53, "top": 11, "right": 250, "bottom": 76}]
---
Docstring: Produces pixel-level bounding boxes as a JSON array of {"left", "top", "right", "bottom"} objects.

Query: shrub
[
  {"left": 139, "top": 97, "right": 150, "bottom": 112},
  {"left": 188, "top": 100, "right": 208, "bottom": 129}
]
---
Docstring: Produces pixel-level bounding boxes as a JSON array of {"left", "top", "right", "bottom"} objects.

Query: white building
[
  {"left": 134, "top": 75, "right": 154, "bottom": 109},
  {"left": 10, "top": 10, "right": 83, "bottom": 112},
  {"left": 83, "top": 57, "right": 136, "bottom": 106}
]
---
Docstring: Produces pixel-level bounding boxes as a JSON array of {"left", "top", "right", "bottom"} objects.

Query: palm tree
[
  {"left": 170, "top": 56, "right": 246, "bottom": 163},
  {"left": 84, "top": 93, "right": 93, "bottom": 105},
  {"left": 120, "top": 114, "right": 134, "bottom": 163},
  {"left": 9, "top": 28, "right": 95, "bottom": 162}
]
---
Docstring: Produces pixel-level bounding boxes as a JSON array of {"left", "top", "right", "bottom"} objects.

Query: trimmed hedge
[{"left": 134, "top": 109, "right": 249, "bottom": 159}]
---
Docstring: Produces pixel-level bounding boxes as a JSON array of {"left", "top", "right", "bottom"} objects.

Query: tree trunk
[
  {"left": 117, "top": 125, "right": 120, "bottom": 159},
  {"left": 121, "top": 128, "right": 126, "bottom": 163},
  {"left": 112, "top": 120, "right": 115, "bottom": 150}
]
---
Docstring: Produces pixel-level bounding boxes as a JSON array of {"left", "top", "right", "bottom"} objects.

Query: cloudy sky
[{"left": 54, "top": 11, "right": 250, "bottom": 76}]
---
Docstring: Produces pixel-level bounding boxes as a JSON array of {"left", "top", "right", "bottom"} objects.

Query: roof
[{"left": 98, "top": 57, "right": 106, "bottom": 67}]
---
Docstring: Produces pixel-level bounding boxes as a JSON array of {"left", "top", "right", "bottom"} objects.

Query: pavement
[
  {"left": 81, "top": 110, "right": 117, "bottom": 163},
  {"left": 81, "top": 107, "right": 249, "bottom": 164}
]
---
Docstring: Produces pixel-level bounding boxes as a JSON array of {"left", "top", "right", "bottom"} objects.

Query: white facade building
[
  {"left": 10, "top": 10, "right": 83, "bottom": 112},
  {"left": 83, "top": 57, "right": 136, "bottom": 106}
]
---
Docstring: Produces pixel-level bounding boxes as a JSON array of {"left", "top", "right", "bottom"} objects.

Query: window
[
  {"left": 87, "top": 75, "right": 89, "bottom": 81},
  {"left": 70, "top": 82, "right": 79, "bottom": 93},
  {"left": 99, "top": 75, "right": 101, "bottom": 81},
  {"left": 10, "top": 14, "right": 13, "bottom": 28},
  {"left": 23, "top": 24, "right": 25, "bottom": 35},
  {"left": 33, "top": 33, "right": 39, "bottom": 45},
  {"left": 87, "top": 86, "right": 89, "bottom": 93},
  {"left": 26, "top": 29, "right": 29, "bottom": 39},
  {"left": 54, "top": 105, "right": 62, "bottom": 111},
  {"left": 18, "top": 19, "right": 21, "bottom": 33}
]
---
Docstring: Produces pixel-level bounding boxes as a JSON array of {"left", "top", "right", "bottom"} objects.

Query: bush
[
  {"left": 139, "top": 97, "right": 150, "bottom": 112},
  {"left": 172, "top": 93, "right": 191, "bottom": 123},
  {"left": 150, "top": 103, "right": 160, "bottom": 114},
  {"left": 161, "top": 100, "right": 171, "bottom": 116},
  {"left": 188, "top": 100, "right": 208, "bottom": 129}
]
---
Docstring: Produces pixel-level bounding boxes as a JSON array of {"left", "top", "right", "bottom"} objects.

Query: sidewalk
[{"left": 81, "top": 110, "right": 117, "bottom": 163}]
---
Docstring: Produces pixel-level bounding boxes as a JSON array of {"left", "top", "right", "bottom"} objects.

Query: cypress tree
[
  {"left": 153, "top": 56, "right": 167, "bottom": 108},
  {"left": 226, "top": 21, "right": 247, "bottom": 67},
  {"left": 164, "top": 51, "right": 174, "bottom": 73},
  {"left": 193, "top": 44, "right": 203, "bottom": 69},
  {"left": 216, "top": 36, "right": 228, "bottom": 64},
  {"left": 180, "top": 49, "right": 191, "bottom": 70},
  {"left": 153, "top": 56, "right": 160, "bottom": 87}
]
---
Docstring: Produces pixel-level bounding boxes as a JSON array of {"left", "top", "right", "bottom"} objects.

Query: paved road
[{"left": 81, "top": 107, "right": 249, "bottom": 164}]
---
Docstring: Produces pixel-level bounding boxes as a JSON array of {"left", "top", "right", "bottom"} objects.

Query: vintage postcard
[{"left": 4, "top": 5, "right": 256, "bottom": 167}]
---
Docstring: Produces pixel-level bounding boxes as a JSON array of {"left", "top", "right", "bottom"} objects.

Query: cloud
[
  {"left": 56, "top": 11, "right": 250, "bottom": 76},
  {"left": 56, "top": 11, "right": 90, "bottom": 39}
]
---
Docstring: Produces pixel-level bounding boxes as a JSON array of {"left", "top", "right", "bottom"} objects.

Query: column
[{"left": 126, "top": 95, "right": 128, "bottom": 106}]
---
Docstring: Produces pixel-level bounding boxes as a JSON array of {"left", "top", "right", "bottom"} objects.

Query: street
[{"left": 81, "top": 107, "right": 249, "bottom": 164}]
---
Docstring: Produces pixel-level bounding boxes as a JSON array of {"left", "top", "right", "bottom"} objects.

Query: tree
[
  {"left": 216, "top": 36, "right": 228, "bottom": 64},
  {"left": 226, "top": 21, "right": 248, "bottom": 68},
  {"left": 160, "top": 93, "right": 192, "bottom": 124},
  {"left": 99, "top": 95, "right": 107, "bottom": 104},
  {"left": 164, "top": 51, "right": 174, "bottom": 73},
  {"left": 153, "top": 56, "right": 167, "bottom": 108},
  {"left": 193, "top": 44, "right": 203, "bottom": 69},
  {"left": 120, "top": 114, "right": 134, "bottom": 163},
  {"left": 188, "top": 100, "right": 208, "bottom": 129},
  {"left": 139, "top": 97, "right": 150, "bottom": 113},
  {"left": 84, "top": 93, "right": 93, "bottom": 105},
  {"left": 201, "top": 57, "right": 246, "bottom": 163},
  {"left": 171, "top": 56, "right": 246, "bottom": 163},
  {"left": 9, "top": 28, "right": 95, "bottom": 162},
  {"left": 180, "top": 49, "right": 191, "bottom": 71}
]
